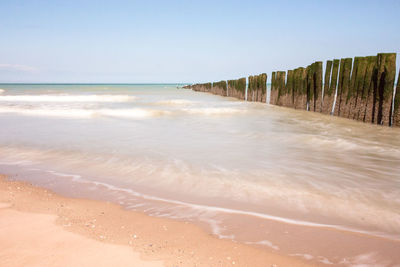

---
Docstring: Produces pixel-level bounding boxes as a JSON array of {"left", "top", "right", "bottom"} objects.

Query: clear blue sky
[{"left": 0, "top": 0, "right": 399, "bottom": 83}]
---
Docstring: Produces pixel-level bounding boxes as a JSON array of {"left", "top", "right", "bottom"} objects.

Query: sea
[{"left": 0, "top": 84, "right": 399, "bottom": 266}]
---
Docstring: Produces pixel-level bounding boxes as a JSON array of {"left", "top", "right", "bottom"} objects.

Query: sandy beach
[
  {"left": 1, "top": 1, "right": 399, "bottom": 266},
  {"left": 0, "top": 175, "right": 310, "bottom": 267}
]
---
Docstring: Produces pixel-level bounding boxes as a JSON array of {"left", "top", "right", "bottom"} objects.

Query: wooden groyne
[{"left": 183, "top": 53, "right": 399, "bottom": 127}]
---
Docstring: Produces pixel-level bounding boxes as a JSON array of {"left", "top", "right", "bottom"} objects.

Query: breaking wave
[
  {"left": 183, "top": 107, "right": 245, "bottom": 115},
  {"left": 0, "top": 107, "right": 168, "bottom": 119},
  {"left": 155, "top": 99, "right": 195, "bottom": 106},
  {"left": 0, "top": 94, "right": 135, "bottom": 102}
]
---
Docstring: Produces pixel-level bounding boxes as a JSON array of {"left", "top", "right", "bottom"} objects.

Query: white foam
[
  {"left": 156, "top": 99, "right": 194, "bottom": 105},
  {"left": 0, "top": 94, "right": 135, "bottom": 102},
  {"left": 183, "top": 107, "right": 244, "bottom": 115},
  {"left": 100, "top": 109, "right": 169, "bottom": 119},
  {"left": 46, "top": 170, "right": 81, "bottom": 181},
  {"left": 0, "top": 107, "right": 93, "bottom": 118},
  {"left": 245, "top": 240, "right": 279, "bottom": 250},
  {"left": 290, "top": 253, "right": 314, "bottom": 260},
  {"left": 317, "top": 256, "right": 333, "bottom": 265},
  {"left": 339, "top": 252, "right": 389, "bottom": 267},
  {"left": 44, "top": 169, "right": 400, "bottom": 241},
  {"left": 0, "top": 89, "right": 4, "bottom": 94},
  {"left": 0, "top": 160, "right": 33, "bottom": 166},
  {"left": 0, "top": 107, "right": 168, "bottom": 119},
  {"left": 206, "top": 218, "right": 235, "bottom": 239}
]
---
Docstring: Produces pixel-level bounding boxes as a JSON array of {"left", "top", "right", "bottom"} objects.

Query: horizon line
[{"left": 0, "top": 82, "right": 191, "bottom": 85}]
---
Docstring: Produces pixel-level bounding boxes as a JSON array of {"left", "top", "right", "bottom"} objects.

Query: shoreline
[
  {"left": 0, "top": 174, "right": 310, "bottom": 267},
  {"left": 2, "top": 169, "right": 400, "bottom": 266}
]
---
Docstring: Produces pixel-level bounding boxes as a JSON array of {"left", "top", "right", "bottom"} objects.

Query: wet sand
[{"left": 0, "top": 175, "right": 309, "bottom": 267}]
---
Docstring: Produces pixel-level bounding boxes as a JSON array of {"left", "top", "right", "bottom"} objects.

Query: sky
[{"left": 0, "top": 0, "right": 399, "bottom": 83}]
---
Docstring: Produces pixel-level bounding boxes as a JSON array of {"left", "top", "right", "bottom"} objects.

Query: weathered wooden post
[
  {"left": 351, "top": 57, "right": 368, "bottom": 120},
  {"left": 300, "top": 67, "right": 308, "bottom": 110},
  {"left": 314, "top": 61, "right": 323, "bottom": 112},
  {"left": 345, "top": 57, "right": 360, "bottom": 118},
  {"left": 293, "top": 67, "right": 305, "bottom": 109},
  {"left": 277, "top": 71, "right": 286, "bottom": 106},
  {"left": 206, "top": 82, "right": 212, "bottom": 92},
  {"left": 227, "top": 78, "right": 246, "bottom": 100},
  {"left": 212, "top": 81, "right": 227, "bottom": 97},
  {"left": 293, "top": 68, "right": 301, "bottom": 109},
  {"left": 259, "top": 73, "right": 267, "bottom": 103},
  {"left": 374, "top": 53, "right": 396, "bottom": 125},
  {"left": 328, "top": 59, "right": 340, "bottom": 115},
  {"left": 284, "top": 70, "right": 294, "bottom": 107},
  {"left": 362, "top": 56, "right": 378, "bottom": 123},
  {"left": 321, "top": 60, "right": 333, "bottom": 114},
  {"left": 238, "top": 77, "right": 246, "bottom": 100},
  {"left": 335, "top": 58, "right": 352, "bottom": 117},
  {"left": 247, "top": 75, "right": 253, "bottom": 101},
  {"left": 270, "top": 72, "right": 277, "bottom": 105},
  {"left": 393, "top": 69, "right": 400, "bottom": 127},
  {"left": 306, "top": 64, "right": 314, "bottom": 111}
]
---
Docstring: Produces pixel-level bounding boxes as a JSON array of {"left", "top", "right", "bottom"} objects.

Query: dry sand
[{"left": 0, "top": 175, "right": 310, "bottom": 267}]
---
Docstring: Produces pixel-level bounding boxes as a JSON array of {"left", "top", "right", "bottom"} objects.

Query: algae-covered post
[
  {"left": 202, "top": 82, "right": 212, "bottom": 92},
  {"left": 257, "top": 73, "right": 267, "bottom": 103},
  {"left": 247, "top": 76, "right": 252, "bottom": 101},
  {"left": 334, "top": 59, "right": 345, "bottom": 116},
  {"left": 295, "top": 67, "right": 308, "bottom": 110},
  {"left": 206, "top": 83, "right": 212, "bottom": 92},
  {"left": 314, "top": 61, "right": 323, "bottom": 112},
  {"left": 275, "top": 72, "right": 283, "bottom": 106},
  {"left": 194, "top": 83, "right": 210, "bottom": 92},
  {"left": 321, "top": 60, "right": 333, "bottom": 114},
  {"left": 227, "top": 77, "right": 246, "bottom": 100},
  {"left": 293, "top": 68, "right": 304, "bottom": 109},
  {"left": 352, "top": 57, "right": 368, "bottom": 120},
  {"left": 212, "top": 80, "right": 227, "bottom": 97},
  {"left": 227, "top": 80, "right": 234, "bottom": 97},
  {"left": 335, "top": 58, "right": 352, "bottom": 117},
  {"left": 329, "top": 59, "right": 340, "bottom": 115},
  {"left": 393, "top": 69, "right": 400, "bottom": 127},
  {"left": 375, "top": 53, "right": 396, "bottom": 125},
  {"left": 247, "top": 75, "right": 255, "bottom": 102},
  {"left": 346, "top": 57, "right": 360, "bottom": 118},
  {"left": 292, "top": 68, "right": 300, "bottom": 108},
  {"left": 238, "top": 77, "right": 246, "bottom": 100},
  {"left": 363, "top": 56, "right": 378, "bottom": 123},
  {"left": 270, "top": 72, "right": 277, "bottom": 105},
  {"left": 277, "top": 71, "right": 287, "bottom": 106},
  {"left": 284, "top": 70, "right": 294, "bottom": 107},
  {"left": 247, "top": 73, "right": 267, "bottom": 103},
  {"left": 306, "top": 64, "right": 314, "bottom": 111},
  {"left": 342, "top": 58, "right": 354, "bottom": 117}
]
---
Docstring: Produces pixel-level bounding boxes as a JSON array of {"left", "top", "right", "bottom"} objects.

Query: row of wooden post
[{"left": 184, "top": 53, "right": 400, "bottom": 127}]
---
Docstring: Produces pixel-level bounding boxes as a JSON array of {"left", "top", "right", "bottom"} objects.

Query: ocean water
[{"left": 1, "top": 84, "right": 400, "bottom": 265}]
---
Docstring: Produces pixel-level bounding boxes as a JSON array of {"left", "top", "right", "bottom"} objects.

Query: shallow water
[{"left": 1, "top": 84, "right": 399, "bottom": 265}]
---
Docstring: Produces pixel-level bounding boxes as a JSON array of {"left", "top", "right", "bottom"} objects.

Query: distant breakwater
[{"left": 183, "top": 53, "right": 400, "bottom": 127}]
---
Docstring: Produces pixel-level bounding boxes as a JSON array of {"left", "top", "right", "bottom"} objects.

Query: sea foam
[
  {"left": 183, "top": 107, "right": 245, "bottom": 115},
  {"left": 0, "top": 94, "right": 135, "bottom": 102},
  {"left": 0, "top": 106, "right": 168, "bottom": 119}
]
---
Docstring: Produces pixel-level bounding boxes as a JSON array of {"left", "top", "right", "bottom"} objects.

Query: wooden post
[{"left": 374, "top": 53, "right": 396, "bottom": 125}]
